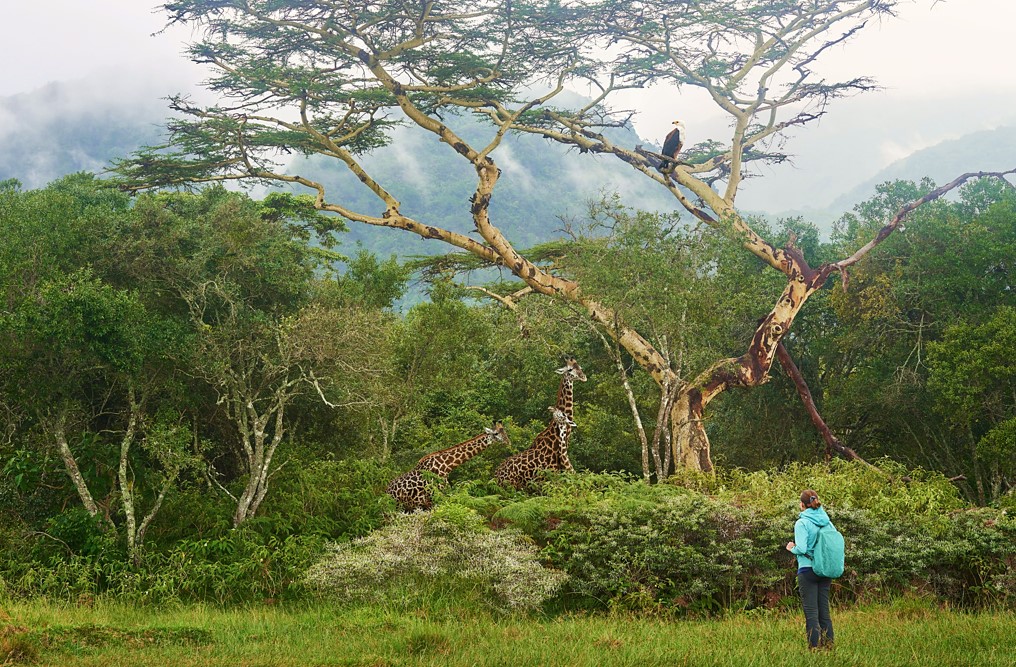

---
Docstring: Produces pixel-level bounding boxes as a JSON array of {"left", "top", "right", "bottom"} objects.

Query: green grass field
[{"left": 2, "top": 600, "right": 1014, "bottom": 667}]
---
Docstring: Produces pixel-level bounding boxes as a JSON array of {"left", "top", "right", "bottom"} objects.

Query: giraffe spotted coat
[
  {"left": 387, "top": 422, "right": 508, "bottom": 511},
  {"left": 493, "top": 358, "right": 586, "bottom": 489},
  {"left": 494, "top": 408, "right": 576, "bottom": 489}
]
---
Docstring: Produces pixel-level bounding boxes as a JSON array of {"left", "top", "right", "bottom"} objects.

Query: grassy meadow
[{"left": 2, "top": 600, "right": 1014, "bottom": 667}]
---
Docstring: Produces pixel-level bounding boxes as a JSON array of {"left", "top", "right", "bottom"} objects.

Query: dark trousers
[{"left": 797, "top": 568, "right": 834, "bottom": 648}]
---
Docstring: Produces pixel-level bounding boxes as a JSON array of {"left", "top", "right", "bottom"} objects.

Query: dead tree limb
[{"left": 775, "top": 341, "right": 879, "bottom": 469}]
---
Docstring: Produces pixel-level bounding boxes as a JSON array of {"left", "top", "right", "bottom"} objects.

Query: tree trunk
[
  {"left": 117, "top": 385, "right": 142, "bottom": 564},
  {"left": 651, "top": 374, "right": 678, "bottom": 480},
  {"left": 231, "top": 389, "right": 289, "bottom": 527},
  {"left": 52, "top": 407, "right": 102, "bottom": 519},
  {"left": 671, "top": 389, "right": 712, "bottom": 472}
]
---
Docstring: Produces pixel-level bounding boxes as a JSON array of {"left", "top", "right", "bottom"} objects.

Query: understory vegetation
[
  {"left": 2, "top": 463, "right": 1013, "bottom": 615},
  {"left": 1, "top": 161, "right": 1015, "bottom": 639}
]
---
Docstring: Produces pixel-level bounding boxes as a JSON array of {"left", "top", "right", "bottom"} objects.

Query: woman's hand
[{"left": 786, "top": 541, "right": 796, "bottom": 552}]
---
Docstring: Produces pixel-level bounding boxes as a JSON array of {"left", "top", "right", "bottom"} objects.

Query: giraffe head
[
  {"left": 485, "top": 421, "right": 510, "bottom": 445},
  {"left": 555, "top": 356, "right": 587, "bottom": 382},
  {"left": 549, "top": 407, "right": 577, "bottom": 428}
]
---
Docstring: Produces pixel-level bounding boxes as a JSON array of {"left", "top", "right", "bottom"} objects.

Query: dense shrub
[
  {"left": 0, "top": 456, "right": 398, "bottom": 605},
  {"left": 481, "top": 464, "right": 1016, "bottom": 614},
  {"left": 487, "top": 475, "right": 787, "bottom": 614},
  {"left": 246, "top": 456, "right": 396, "bottom": 540},
  {"left": 0, "top": 528, "right": 324, "bottom": 605},
  {"left": 150, "top": 456, "right": 395, "bottom": 545},
  {"left": 305, "top": 504, "right": 567, "bottom": 613},
  {"left": 2, "top": 462, "right": 1011, "bottom": 612}
]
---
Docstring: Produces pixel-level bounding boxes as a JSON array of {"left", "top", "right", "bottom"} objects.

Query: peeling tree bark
[
  {"left": 663, "top": 171, "right": 1016, "bottom": 470},
  {"left": 52, "top": 407, "right": 102, "bottom": 520}
]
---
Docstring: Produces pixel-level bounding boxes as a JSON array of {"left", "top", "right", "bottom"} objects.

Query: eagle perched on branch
[{"left": 659, "top": 120, "right": 685, "bottom": 173}]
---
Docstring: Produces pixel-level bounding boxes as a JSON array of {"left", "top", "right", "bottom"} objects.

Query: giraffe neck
[
  {"left": 556, "top": 376, "right": 574, "bottom": 418},
  {"left": 415, "top": 432, "right": 495, "bottom": 477},
  {"left": 556, "top": 420, "right": 571, "bottom": 445}
]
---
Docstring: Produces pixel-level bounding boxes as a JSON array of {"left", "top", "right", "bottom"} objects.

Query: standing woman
[{"left": 786, "top": 489, "right": 835, "bottom": 650}]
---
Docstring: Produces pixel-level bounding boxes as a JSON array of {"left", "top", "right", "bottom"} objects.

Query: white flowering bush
[{"left": 304, "top": 504, "right": 567, "bottom": 612}]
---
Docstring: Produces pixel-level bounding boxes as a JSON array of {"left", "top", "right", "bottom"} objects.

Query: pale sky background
[{"left": 1, "top": 0, "right": 1014, "bottom": 211}]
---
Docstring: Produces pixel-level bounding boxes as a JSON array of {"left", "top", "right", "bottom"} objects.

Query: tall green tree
[
  {"left": 814, "top": 184, "right": 1016, "bottom": 502},
  {"left": 122, "top": 187, "right": 388, "bottom": 527},
  {"left": 0, "top": 177, "right": 200, "bottom": 562},
  {"left": 114, "top": 0, "right": 1015, "bottom": 471}
]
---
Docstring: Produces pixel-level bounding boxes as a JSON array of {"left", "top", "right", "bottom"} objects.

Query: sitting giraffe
[
  {"left": 386, "top": 422, "right": 509, "bottom": 511},
  {"left": 494, "top": 408, "right": 576, "bottom": 490},
  {"left": 494, "top": 355, "right": 586, "bottom": 489}
]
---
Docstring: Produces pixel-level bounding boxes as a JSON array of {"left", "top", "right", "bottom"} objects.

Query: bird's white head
[{"left": 673, "top": 120, "right": 685, "bottom": 130}]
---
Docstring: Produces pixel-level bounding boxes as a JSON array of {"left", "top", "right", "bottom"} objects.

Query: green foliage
[
  {"left": 36, "top": 508, "right": 117, "bottom": 561},
  {"left": 715, "top": 460, "right": 967, "bottom": 521},
  {"left": 0, "top": 526, "right": 325, "bottom": 606},
  {"left": 571, "top": 404, "right": 640, "bottom": 475},
  {"left": 821, "top": 184, "right": 1016, "bottom": 501},
  {"left": 927, "top": 306, "right": 1016, "bottom": 496},
  {"left": 511, "top": 477, "right": 784, "bottom": 615},
  {"left": 483, "top": 465, "right": 1015, "bottom": 614},
  {"left": 324, "top": 249, "right": 409, "bottom": 311},
  {"left": 246, "top": 457, "right": 395, "bottom": 540}
]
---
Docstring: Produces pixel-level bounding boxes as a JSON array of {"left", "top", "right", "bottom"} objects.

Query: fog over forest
[{"left": 4, "top": 0, "right": 1016, "bottom": 226}]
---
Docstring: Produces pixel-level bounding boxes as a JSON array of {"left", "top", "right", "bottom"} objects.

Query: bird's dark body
[{"left": 659, "top": 121, "right": 684, "bottom": 172}]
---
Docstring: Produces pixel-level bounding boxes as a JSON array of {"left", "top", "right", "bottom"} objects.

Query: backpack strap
[{"left": 804, "top": 521, "right": 826, "bottom": 559}]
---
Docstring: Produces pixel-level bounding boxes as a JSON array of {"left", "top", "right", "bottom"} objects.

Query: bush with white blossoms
[{"left": 304, "top": 504, "right": 567, "bottom": 612}]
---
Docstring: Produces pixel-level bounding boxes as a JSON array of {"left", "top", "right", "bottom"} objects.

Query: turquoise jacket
[{"left": 789, "top": 507, "right": 831, "bottom": 569}]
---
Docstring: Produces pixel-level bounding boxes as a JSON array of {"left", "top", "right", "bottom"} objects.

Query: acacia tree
[{"left": 117, "top": 0, "right": 1015, "bottom": 471}]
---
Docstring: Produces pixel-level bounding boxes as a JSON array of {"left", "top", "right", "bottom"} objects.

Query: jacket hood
[{"left": 799, "top": 507, "right": 830, "bottom": 527}]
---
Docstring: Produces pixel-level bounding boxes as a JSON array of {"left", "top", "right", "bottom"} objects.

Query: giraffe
[
  {"left": 552, "top": 357, "right": 587, "bottom": 473},
  {"left": 494, "top": 408, "right": 576, "bottom": 490},
  {"left": 386, "top": 422, "right": 509, "bottom": 512},
  {"left": 492, "top": 357, "right": 585, "bottom": 489}
]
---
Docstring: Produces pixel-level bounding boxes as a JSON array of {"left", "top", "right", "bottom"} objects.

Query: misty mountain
[
  {"left": 5, "top": 79, "right": 1011, "bottom": 253},
  {"left": 0, "top": 80, "right": 166, "bottom": 188},
  {"left": 828, "top": 125, "right": 1016, "bottom": 213},
  {"left": 752, "top": 123, "right": 1016, "bottom": 232},
  {"left": 734, "top": 89, "right": 1016, "bottom": 219},
  {"left": 286, "top": 110, "right": 680, "bottom": 257},
  {"left": 0, "top": 81, "right": 679, "bottom": 254}
]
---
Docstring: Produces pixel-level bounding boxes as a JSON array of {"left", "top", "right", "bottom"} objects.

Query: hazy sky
[
  {"left": 2, "top": 0, "right": 1015, "bottom": 211},
  {"left": 3, "top": 1, "right": 1013, "bottom": 97}
]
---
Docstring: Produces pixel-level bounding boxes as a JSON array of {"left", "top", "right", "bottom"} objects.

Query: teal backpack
[{"left": 808, "top": 522, "right": 845, "bottom": 579}]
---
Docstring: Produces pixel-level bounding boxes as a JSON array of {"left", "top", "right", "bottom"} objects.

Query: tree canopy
[{"left": 111, "top": 0, "right": 1016, "bottom": 475}]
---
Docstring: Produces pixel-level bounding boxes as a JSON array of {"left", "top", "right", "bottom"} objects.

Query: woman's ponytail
[{"left": 800, "top": 489, "right": 821, "bottom": 509}]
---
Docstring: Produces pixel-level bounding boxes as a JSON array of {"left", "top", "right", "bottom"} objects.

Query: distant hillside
[
  {"left": 828, "top": 125, "right": 1016, "bottom": 213},
  {"left": 0, "top": 80, "right": 166, "bottom": 188}
]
